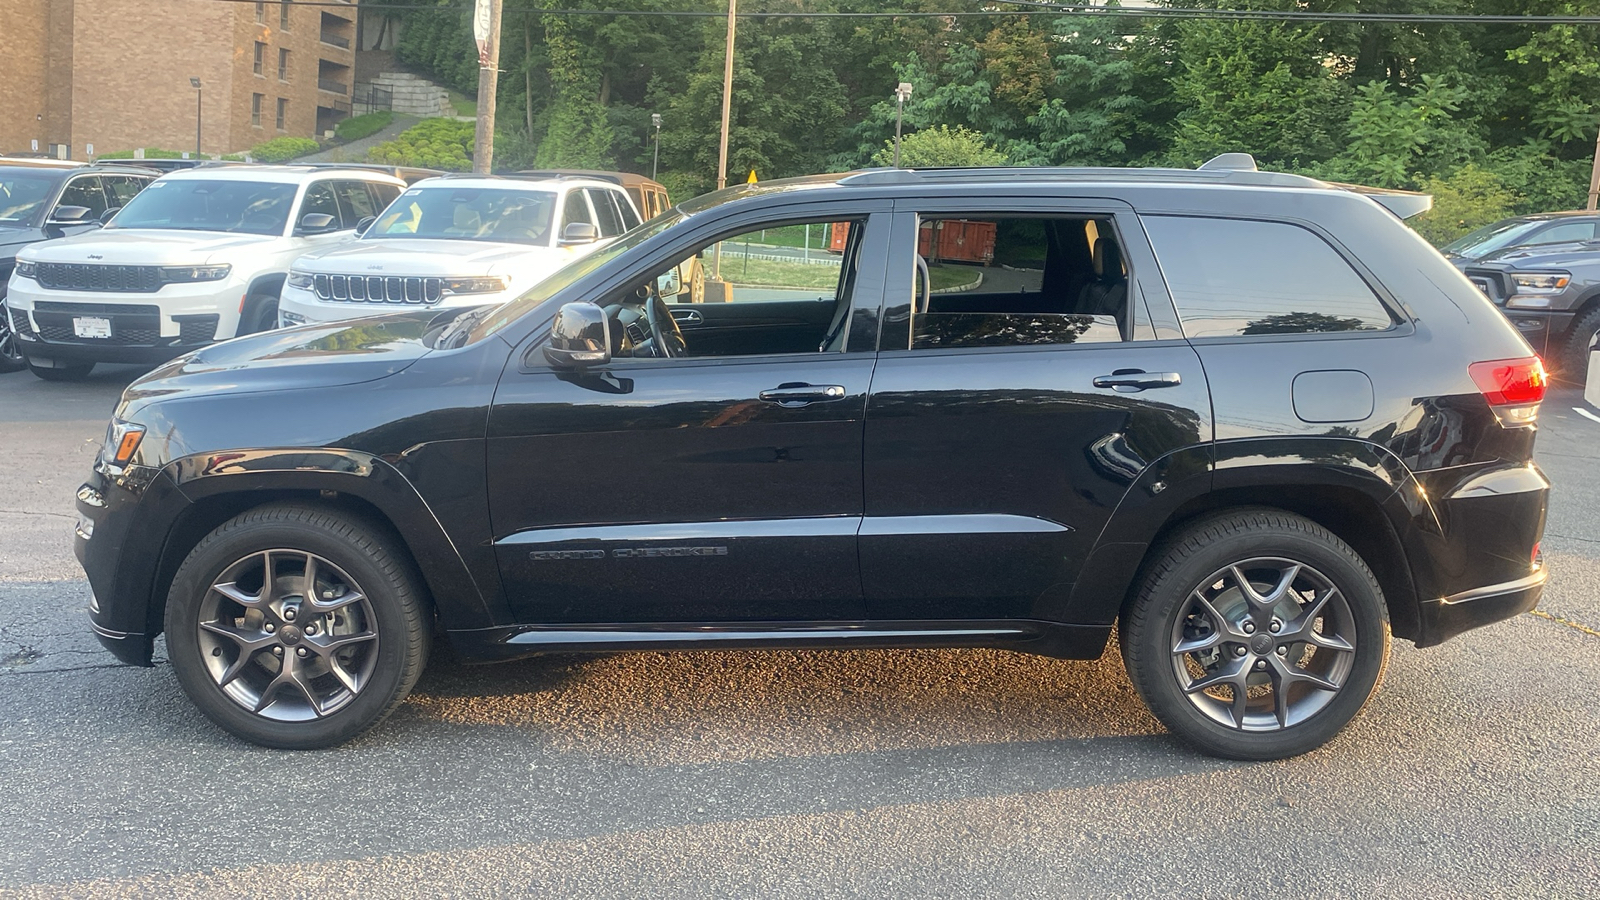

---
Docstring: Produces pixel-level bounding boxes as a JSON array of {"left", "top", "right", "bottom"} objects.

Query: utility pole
[
  {"left": 893, "top": 81, "right": 913, "bottom": 168},
  {"left": 1589, "top": 123, "right": 1600, "bottom": 211},
  {"left": 652, "top": 113, "right": 662, "bottom": 181},
  {"left": 190, "top": 77, "right": 203, "bottom": 159},
  {"left": 472, "top": 0, "right": 503, "bottom": 175},
  {"left": 716, "top": 0, "right": 736, "bottom": 190}
]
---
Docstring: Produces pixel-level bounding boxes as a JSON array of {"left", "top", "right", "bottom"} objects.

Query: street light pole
[
  {"left": 652, "top": 113, "right": 662, "bottom": 181},
  {"left": 189, "top": 77, "right": 202, "bottom": 159},
  {"left": 893, "top": 81, "right": 913, "bottom": 168},
  {"left": 716, "top": 0, "right": 736, "bottom": 191}
]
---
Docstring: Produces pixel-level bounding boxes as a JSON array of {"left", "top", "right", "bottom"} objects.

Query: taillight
[{"left": 1468, "top": 357, "right": 1546, "bottom": 426}]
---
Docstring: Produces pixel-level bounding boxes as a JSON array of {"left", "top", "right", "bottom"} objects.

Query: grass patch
[
  {"left": 448, "top": 91, "right": 477, "bottom": 117},
  {"left": 746, "top": 223, "right": 838, "bottom": 251},
  {"left": 335, "top": 110, "right": 394, "bottom": 142},
  {"left": 721, "top": 257, "right": 842, "bottom": 289},
  {"left": 929, "top": 264, "right": 982, "bottom": 291}
]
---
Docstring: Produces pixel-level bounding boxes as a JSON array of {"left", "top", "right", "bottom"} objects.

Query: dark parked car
[
  {"left": 1462, "top": 240, "right": 1600, "bottom": 380},
  {"left": 1441, "top": 211, "right": 1600, "bottom": 266},
  {"left": 0, "top": 162, "right": 159, "bottom": 371},
  {"left": 78, "top": 157, "right": 1549, "bottom": 759}
]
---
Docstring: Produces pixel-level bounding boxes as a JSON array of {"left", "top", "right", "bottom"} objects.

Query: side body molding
[{"left": 166, "top": 447, "right": 499, "bottom": 630}]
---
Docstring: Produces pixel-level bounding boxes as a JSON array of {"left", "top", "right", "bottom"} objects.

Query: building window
[
  {"left": 278, "top": 48, "right": 289, "bottom": 81},
  {"left": 276, "top": 98, "right": 288, "bottom": 131},
  {"left": 280, "top": 0, "right": 291, "bottom": 29},
  {"left": 255, "top": 2, "right": 265, "bottom": 23},
  {"left": 251, "top": 93, "right": 263, "bottom": 128},
  {"left": 253, "top": 42, "right": 265, "bottom": 77}
]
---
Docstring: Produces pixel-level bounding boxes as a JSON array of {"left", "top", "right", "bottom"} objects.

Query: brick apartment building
[{"left": 0, "top": 0, "right": 357, "bottom": 159}]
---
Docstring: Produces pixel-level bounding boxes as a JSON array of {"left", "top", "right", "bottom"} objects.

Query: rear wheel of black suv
[
  {"left": 1122, "top": 509, "right": 1390, "bottom": 760},
  {"left": 165, "top": 504, "right": 430, "bottom": 749}
]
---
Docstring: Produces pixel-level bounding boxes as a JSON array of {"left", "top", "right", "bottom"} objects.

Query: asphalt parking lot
[{"left": 0, "top": 366, "right": 1596, "bottom": 899}]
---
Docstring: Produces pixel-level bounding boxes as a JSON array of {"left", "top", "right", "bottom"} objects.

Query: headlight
[
  {"left": 102, "top": 418, "right": 146, "bottom": 467},
  {"left": 1510, "top": 272, "right": 1570, "bottom": 292},
  {"left": 285, "top": 269, "right": 314, "bottom": 290},
  {"left": 159, "top": 264, "right": 232, "bottom": 284},
  {"left": 13, "top": 259, "right": 37, "bottom": 279},
  {"left": 440, "top": 275, "right": 508, "bottom": 296}
]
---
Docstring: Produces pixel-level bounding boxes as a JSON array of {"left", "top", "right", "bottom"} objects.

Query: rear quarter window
[{"left": 1142, "top": 216, "right": 1394, "bottom": 338}]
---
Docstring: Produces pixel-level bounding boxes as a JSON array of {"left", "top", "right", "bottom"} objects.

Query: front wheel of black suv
[
  {"left": 165, "top": 504, "right": 431, "bottom": 749},
  {"left": 1557, "top": 306, "right": 1600, "bottom": 385},
  {"left": 1122, "top": 509, "right": 1390, "bottom": 760}
]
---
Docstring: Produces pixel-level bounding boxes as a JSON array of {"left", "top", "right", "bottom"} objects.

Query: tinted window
[
  {"left": 562, "top": 190, "right": 593, "bottom": 229},
  {"left": 586, "top": 188, "right": 623, "bottom": 236},
  {"left": 1529, "top": 221, "right": 1596, "bottom": 245},
  {"left": 371, "top": 183, "right": 401, "bottom": 210},
  {"left": 908, "top": 216, "right": 1125, "bottom": 350},
  {"left": 299, "top": 182, "right": 342, "bottom": 227},
  {"left": 102, "top": 175, "right": 149, "bottom": 208},
  {"left": 110, "top": 179, "right": 298, "bottom": 235},
  {"left": 334, "top": 180, "right": 379, "bottom": 222},
  {"left": 57, "top": 176, "right": 108, "bottom": 218},
  {"left": 1143, "top": 216, "right": 1392, "bottom": 338},
  {"left": 615, "top": 191, "right": 642, "bottom": 230}
]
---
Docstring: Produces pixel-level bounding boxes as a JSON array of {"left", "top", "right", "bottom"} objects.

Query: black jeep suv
[{"left": 77, "top": 157, "right": 1550, "bottom": 759}]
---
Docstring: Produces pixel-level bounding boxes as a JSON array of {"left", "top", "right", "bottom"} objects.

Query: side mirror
[
  {"left": 355, "top": 215, "right": 376, "bottom": 236},
  {"left": 559, "top": 222, "right": 599, "bottom": 246},
  {"left": 99, "top": 206, "right": 120, "bottom": 224},
  {"left": 542, "top": 302, "right": 611, "bottom": 368},
  {"left": 296, "top": 213, "right": 339, "bottom": 236},
  {"left": 657, "top": 268, "right": 682, "bottom": 297},
  {"left": 48, "top": 205, "right": 96, "bottom": 225}
]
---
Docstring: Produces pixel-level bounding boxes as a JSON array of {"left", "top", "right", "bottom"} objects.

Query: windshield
[
  {"left": 108, "top": 179, "right": 297, "bottom": 235},
  {"left": 464, "top": 210, "right": 685, "bottom": 345},
  {"left": 370, "top": 187, "right": 558, "bottom": 245},
  {"left": 0, "top": 174, "right": 56, "bottom": 226},
  {"left": 1441, "top": 219, "right": 1541, "bottom": 259}
]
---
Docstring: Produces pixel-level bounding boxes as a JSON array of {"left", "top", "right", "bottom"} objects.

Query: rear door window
[
  {"left": 101, "top": 175, "right": 149, "bottom": 208},
  {"left": 334, "top": 180, "right": 380, "bottom": 222},
  {"left": 1142, "top": 216, "right": 1394, "bottom": 338},
  {"left": 614, "top": 190, "right": 642, "bottom": 230}
]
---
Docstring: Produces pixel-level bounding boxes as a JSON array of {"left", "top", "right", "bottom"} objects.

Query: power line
[{"left": 206, "top": 0, "right": 1600, "bottom": 25}]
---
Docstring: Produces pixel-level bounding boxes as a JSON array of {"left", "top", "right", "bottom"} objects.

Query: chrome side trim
[
  {"left": 499, "top": 517, "right": 859, "bottom": 545},
  {"left": 505, "top": 623, "right": 1035, "bottom": 647},
  {"left": 498, "top": 513, "right": 1071, "bottom": 546},
  {"left": 1441, "top": 568, "right": 1548, "bottom": 605},
  {"left": 858, "top": 514, "right": 1071, "bottom": 535}
]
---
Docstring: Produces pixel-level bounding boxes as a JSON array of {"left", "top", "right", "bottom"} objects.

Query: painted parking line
[{"left": 1573, "top": 407, "right": 1600, "bottom": 425}]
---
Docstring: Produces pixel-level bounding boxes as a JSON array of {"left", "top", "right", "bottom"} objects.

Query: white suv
[
  {"left": 277, "top": 175, "right": 640, "bottom": 326},
  {"left": 5, "top": 165, "right": 404, "bottom": 380}
]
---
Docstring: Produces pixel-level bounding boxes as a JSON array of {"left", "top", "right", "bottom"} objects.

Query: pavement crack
[
  {"left": 0, "top": 507, "right": 76, "bottom": 520},
  {"left": 1528, "top": 609, "right": 1600, "bottom": 639},
  {"left": 1543, "top": 531, "right": 1600, "bottom": 545}
]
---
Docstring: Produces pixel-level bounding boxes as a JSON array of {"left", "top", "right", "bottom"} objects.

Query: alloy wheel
[
  {"left": 1168, "top": 557, "right": 1358, "bottom": 731},
  {"left": 197, "top": 549, "right": 380, "bottom": 722}
]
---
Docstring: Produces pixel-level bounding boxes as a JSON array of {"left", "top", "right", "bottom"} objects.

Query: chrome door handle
[
  {"left": 1092, "top": 370, "right": 1182, "bottom": 392},
  {"left": 759, "top": 384, "right": 847, "bottom": 405},
  {"left": 669, "top": 309, "right": 704, "bottom": 325}
]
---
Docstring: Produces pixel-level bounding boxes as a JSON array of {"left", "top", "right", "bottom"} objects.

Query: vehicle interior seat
[
  {"left": 449, "top": 204, "right": 483, "bottom": 237},
  {"left": 1076, "top": 237, "right": 1126, "bottom": 317}
]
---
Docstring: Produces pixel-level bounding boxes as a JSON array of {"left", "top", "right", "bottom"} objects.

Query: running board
[{"left": 448, "top": 620, "right": 1112, "bottom": 662}]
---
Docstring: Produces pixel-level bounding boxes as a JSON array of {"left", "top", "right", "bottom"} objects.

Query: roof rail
[{"left": 1197, "top": 152, "right": 1258, "bottom": 172}]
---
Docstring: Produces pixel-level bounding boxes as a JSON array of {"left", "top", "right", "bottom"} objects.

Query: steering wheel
[{"left": 643, "top": 290, "right": 687, "bottom": 358}]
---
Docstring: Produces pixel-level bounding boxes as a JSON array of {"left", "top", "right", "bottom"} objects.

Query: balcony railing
[
  {"left": 318, "top": 78, "right": 348, "bottom": 95},
  {"left": 319, "top": 32, "right": 351, "bottom": 49}
]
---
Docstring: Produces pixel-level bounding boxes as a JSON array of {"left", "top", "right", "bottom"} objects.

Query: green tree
[
  {"left": 1410, "top": 164, "right": 1520, "bottom": 245},
  {"left": 869, "top": 125, "right": 1008, "bottom": 167}
]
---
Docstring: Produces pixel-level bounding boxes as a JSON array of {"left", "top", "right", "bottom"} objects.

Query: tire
[
  {"left": 1121, "top": 508, "right": 1390, "bottom": 760},
  {"left": 26, "top": 358, "right": 94, "bottom": 381},
  {"left": 1556, "top": 306, "right": 1600, "bottom": 384},
  {"left": 164, "top": 504, "right": 431, "bottom": 749},
  {"left": 239, "top": 293, "right": 280, "bottom": 336},
  {"left": 0, "top": 302, "right": 24, "bottom": 373},
  {"left": 689, "top": 261, "right": 706, "bottom": 304}
]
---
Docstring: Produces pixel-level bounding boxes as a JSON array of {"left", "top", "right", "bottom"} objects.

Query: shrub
[
  {"left": 335, "top": 111, "right": 394, "bottom": 142},
  {"left": 249, "top": 136, "right": 321, "bottom": 164},
  {"left": 1411, "top": 164, "right": 1521, "bottom": 246},
  {"left": 366, "top": 118, "right": 474, "bottom": 171}
]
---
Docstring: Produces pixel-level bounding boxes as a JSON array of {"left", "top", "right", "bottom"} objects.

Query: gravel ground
[{"left": 0, "top": 367, "right": 1595, "bottom": 898}]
